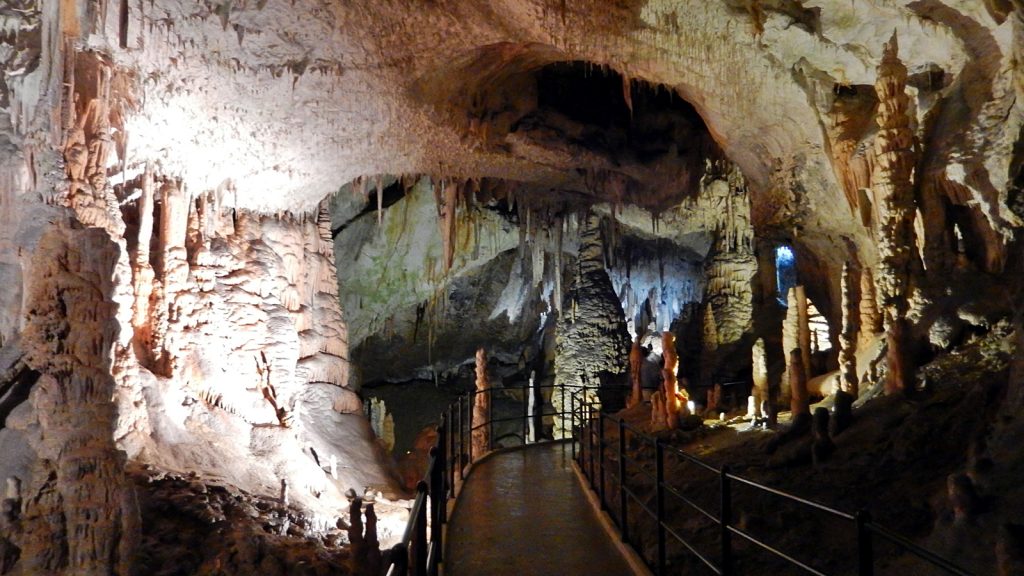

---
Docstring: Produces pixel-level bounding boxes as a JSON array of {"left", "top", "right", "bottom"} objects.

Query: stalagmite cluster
[{"left": 700, "top": 165, "right": 757, "bottom": 349}]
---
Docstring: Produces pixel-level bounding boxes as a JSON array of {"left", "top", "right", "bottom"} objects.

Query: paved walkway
[{"left": 445, "top": 442, "right": 635, "bottom": 576}]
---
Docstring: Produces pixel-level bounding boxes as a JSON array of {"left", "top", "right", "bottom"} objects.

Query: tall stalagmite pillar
[
  {"left": 796, "top": 285, "right": 812, "bottom": 381},
  {"left": 839, "top": 263, "right": 859, "bottom": 397},
  {"left": 789, "top": 350, "right": 810, "bottom": 418},
  {"left": 553, "top": 214, "right": 630, "bottom": 437},
  {"left": 872, "top": 33, "right": 918, "bottom": 395},
  {"left": 662, "top": 331, "right": 685, "bottom": 430},
  {"left": 782, "top": 286, "right": 811, "bottom": 404},
  {"left": 859, "top": 268, "right": 882, "bottom": 347},
  {"left": 472, "top": 347, "right": 490, "bottom": 457},
  {"left": 699, "top": 304, "right": 719, "bottom": 388},
  {"left": 751, "top": 338, "right": 769, "bottom": 419}
]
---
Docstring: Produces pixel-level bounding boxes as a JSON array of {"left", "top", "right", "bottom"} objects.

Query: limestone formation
[
  {"left": 859, "top": 268, "right": 882, "bottom": 344},
  {"left": 653, "top": 331, "right": 689, "bottom": 431},
  {"left": 782, "top": 286, "right": 811, "bottom": 404},
  {"left": 699, "top": 304, "right": 719, "bottom": 388},
  {"left": 701, "top": 166, "right": 757, "bottom": 349},
  {"left": 796, "top": 286, "right": 812, "bottom": 382},
  {"left": 812, "top": 407, "right": 835, "bottom": 466},
  {"left": 838, "top": 263, "right": 859, "bottom": 397},
  {"left": 788, "top": 350, "right": 810, "bottom": 418},
  {"left": 553, "top": 215, "right": 630, "bottom": 437},
  {"left": 871, "top": 34, "right": 918, "bottom": 395},
  {"left": 472, "top": 347, "right": 490, "bottom": 457},
  {"left": 628, "top": 337, "right": 643, "bottom": 409},
  {"left": 751, "top": 338, "right": 769, "bottom": 420}
]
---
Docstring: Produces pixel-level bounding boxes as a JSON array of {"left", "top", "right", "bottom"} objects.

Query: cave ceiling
[{"left": 37, "top": 0, "right": 1012, "bottom": 259}]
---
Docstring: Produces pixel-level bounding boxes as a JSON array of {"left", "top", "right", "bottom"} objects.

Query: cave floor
[{"left": 444, "top": 442, "right": 635, "bottom": 576}]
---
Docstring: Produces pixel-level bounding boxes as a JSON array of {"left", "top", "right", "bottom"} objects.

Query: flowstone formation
[{"left": 553, "top": 215, "right": 631, "bottom": 437}]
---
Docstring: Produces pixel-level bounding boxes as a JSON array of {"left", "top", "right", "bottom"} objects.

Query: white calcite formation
[{"left": 1, "top": 0, "right": 1024, "bottom": 573}]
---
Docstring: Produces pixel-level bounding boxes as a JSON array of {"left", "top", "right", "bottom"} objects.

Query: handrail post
[
  {"left": 457, "top": 396, "right": 464, "bottom": 481},
  {"left": 391, "top": 542, "right": 408, "bottom": 576},
  {"left": 429, "top": 443, "right": 443, "bottom": 576},
  {"left": 414, "top": 481, "right": 428, "bottom": 576},
  {"left": 571, "top": 388, "right": 577, "bottom": 461},
  {"left": 448, "top": 405, "right": 455, "bottom": 497},
  {"left": 561, "top": 384, "right": 566, "bottom": 441},
  {"left": 655, "top": 439, "right": 666, "bottom": 576},
  {"left": 522, "top": 378, "right": 528, "bottom": 446},
  {"left": 487, "top": 387, "right": 494, "bottom": 451},
  {"left": 720, "top": 465, "right": 733, "bottom": 576},
  {"left": 598, "top": 410, "right": 607, "bottom": 510},
  {"left": 436, "top": 431, "right": 447, "bottom": 526},
  {"left": 588, "top": 398, "right": 596, "bottom": 489},
  {"left": 618, "top": 417, "right": 629, "bottom": 543},
  {"left": 856, "top": 510, "right": 874, "bottom": 576},
  {"left": 468, "top": 390, "right": 475, "bottom": 464}
]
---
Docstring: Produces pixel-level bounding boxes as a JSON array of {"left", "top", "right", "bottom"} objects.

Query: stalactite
[
  {"left": 839, "top": 263, "right": 859, "bottom": 397},
  {"left": 871, "top": 33, "right": 917, "bottom": 395},
  {"left": 437, "top": 179, "right": 459, "bottom": 272}
]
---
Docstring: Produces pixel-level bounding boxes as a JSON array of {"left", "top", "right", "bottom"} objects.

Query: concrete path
[{"left": 445, "top": 442, "right": 635, "bottom": 576}]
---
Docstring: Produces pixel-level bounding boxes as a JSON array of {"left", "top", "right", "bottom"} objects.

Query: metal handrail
[
  {"left": 575, "top": 402, "right": 977, "bottom": 576},
  {"left": 381, "top": 382, "right": 616, "bottom": 575}
]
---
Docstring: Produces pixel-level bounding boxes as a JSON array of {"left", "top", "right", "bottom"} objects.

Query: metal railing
[
  {"left": 382, "top": 382, "right": 607, "bottom": 576},
  {"left": 574, "top": 395, "right": 976, "bottom": 576}
]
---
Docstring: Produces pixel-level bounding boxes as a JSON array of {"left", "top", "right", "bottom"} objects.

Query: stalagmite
[
  {"left": 796, "top": 285, "right": 812, "bottom": 382},
  {"left": 789, "top": 349, "right": 810, "bottom": 418},
  {"left": 838, "top": 263, "right": 859, "bottom": 397},
  {"left": 751, "top": 338, "right": 768, "bottom": 420},
  {"left": 859, "top": 268, "right": 882, "bottom": 341},
  {"left": 871, "top": 33, "right": 918, "bottom": 395},
  {"left": 699, "top": 304, "right": 718, "bottom": 388},
  {"left": 628, "top": 336, "right": 643, "bottom": 408},
  {"left": 781, "top": 288, "right": 798, "bottom": 406},
  {"left": 812, "top": 407, "right": 835, "bottom": 465},
  {"left": 472, "top": 347, "right": 490, "bottom": 457},
  {"left": 661, "top": 331, "right": 688, "bottom": 430},
  {"left": 553, "top": 214, "right": 630, "bottom": 437}
]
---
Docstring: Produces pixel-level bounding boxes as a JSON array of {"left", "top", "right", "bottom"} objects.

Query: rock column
[
  {"left": 871, "top": 33, "right": 918, "bottom": 395},
  {"left": 838, "top": 263, "right": 859, "bottom": 397}
]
